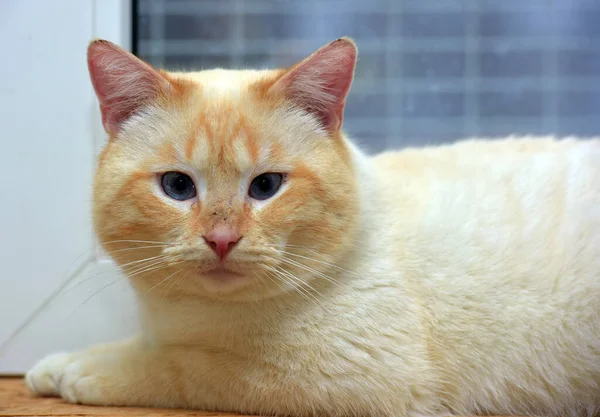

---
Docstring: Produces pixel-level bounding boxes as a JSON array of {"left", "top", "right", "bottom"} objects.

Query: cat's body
[{"left": 26, "top": 39, "right": 600, "bottom": 417}]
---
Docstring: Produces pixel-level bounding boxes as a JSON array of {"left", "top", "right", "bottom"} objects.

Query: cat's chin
[{"left": 198, "top": 267, "right": 253, "bottom": 293}]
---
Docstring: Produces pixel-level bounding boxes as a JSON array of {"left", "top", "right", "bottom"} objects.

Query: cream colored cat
[{"left": 26, "top": 38, "right": 600, "bottom": 417}]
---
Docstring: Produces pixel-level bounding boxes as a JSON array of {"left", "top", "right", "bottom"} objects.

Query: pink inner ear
[
  {"left": 87, "top": 40, "right": 170, "bottom": 136},
  {"left": 272, "top": 38, "right": 357, "bottom": 133}
]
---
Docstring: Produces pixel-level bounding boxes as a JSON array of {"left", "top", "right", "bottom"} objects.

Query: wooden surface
[
  {"left": 0, "top": 377, "right": 247, "bottom": 417},
  {"left": 0, "top": 377, "right": 522, "bottom": 417}
]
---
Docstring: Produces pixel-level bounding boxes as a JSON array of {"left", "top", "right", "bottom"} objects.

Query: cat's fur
[{"left": 26, "top": 38, "right": 600, "bottom": 417}]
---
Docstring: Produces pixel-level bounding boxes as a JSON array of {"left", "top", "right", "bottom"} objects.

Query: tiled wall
[{"left": 135, "top": 0, "right": 600, "bottom": 152}]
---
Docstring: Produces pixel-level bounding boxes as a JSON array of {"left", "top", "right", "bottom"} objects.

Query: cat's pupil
[
  {"left": 174, "top": 177, "right": 187, "bottom": 192},
  {"left": 257, "top": 177, "right": 271, "bottom": 192},
  {"left": 248, "top": 173, "right": 283, "bottom": 201}
]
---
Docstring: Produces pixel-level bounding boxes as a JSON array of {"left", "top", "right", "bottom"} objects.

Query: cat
[{"left": 26, "top": 37, "right": 600, "bottom": 417}]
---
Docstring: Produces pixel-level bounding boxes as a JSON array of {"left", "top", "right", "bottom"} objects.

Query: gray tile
[
  {"left": 400, "top": 118, "right": 467, "bottom": 139},
  {"left": 394, "top": 52, "right": 466, "bottom": 78},
  {"left": 137, "top": 15, "right": 151, "bottom": 40},
  {"left": 476, "top": 0, "right": 554, "bottom": 9},
  {"left": 397, "top": 92, "right": 464, "bottom": 117},
  {"left": 356, "top": 53, "right": 387, "bottom": 78},
  {"left": 164, "top": 14, "right": 233, "bottom": 41},
  {"left": 554, "top": 9, "right": 600, "bottom": 37},
  {"left": 345, "top": 94, "right": 387, "bottom": 119},
  {"left": 558, "top": 92, "right": 600, "bottom": 116},
  {"left": 557, "top": 118, "right": 600, "bottom": 136},
  {"left": 396, "top": 0, "right": 467, "bottom": 11},
  {"left": 558, "top": 50, "right": 600, "bottom": 76},
  {"left": 320, "top": 13, "right": 389, "bottom": 39},
  {"left": 479, "top": 91, "right": 543, "bottom": 116},
  {"left": 394, "top": 12, "right": 466, "bottom": 37},
  {"left": 480, "top": 50, "right": 543, "bottom": 77},
  {"left": 478, "top": 12, "right": 557, "bottom": 37},
  {"left": 243, "top": 14, "right": 308, "bottom": 40}
]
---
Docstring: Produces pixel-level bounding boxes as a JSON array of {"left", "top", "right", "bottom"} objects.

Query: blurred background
[
  {"left": 1, "top": 0, "right": 600, "bottom": 374},
  {"left": 135, "top": 0, "right": 600, "bottom": 152}
]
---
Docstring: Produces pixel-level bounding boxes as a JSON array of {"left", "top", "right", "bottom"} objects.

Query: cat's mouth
[
  {"left": 203, "top": 267, "right": 245, "bottom": 282},
  {"left": 189, "top": 258, "right": 270, "bottom": 293},
  {"left": 195, "top": 265, "right": 254, "bottom": 293}
]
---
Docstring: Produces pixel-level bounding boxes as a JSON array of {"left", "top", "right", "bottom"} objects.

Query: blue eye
[
  {"left": 161, "top": 172, "right": 196, "bottom": 201},
  {"left": 249, "top": 173, "right": 283, "bottom": 200}
]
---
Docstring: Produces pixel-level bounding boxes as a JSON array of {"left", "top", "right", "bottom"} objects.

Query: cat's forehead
[
  {"left": 169, "top": 68, "right": 279, "bottom": 99},
  {"left": 139, "top": 70, "right": 276, "bottom": 175},
  {"left": 117, "top": 68, "right": 321, "bottom": 177},
  {"left": 183, "top": 108, "right": 271, "bottom": 175}
]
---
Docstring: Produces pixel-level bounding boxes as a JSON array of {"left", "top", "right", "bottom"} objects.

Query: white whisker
[
  {"left": 101, "top": 239, "right": 174, "bottom": 246},
  {"left": 63, "top": 254, "right": 174, "bottom": 295},
  {"left": 163, "top": 266, "right": 194, "bottom": 298},
  {"left": 279, "top": 248, "right": 360, "bottom": 278},
  {"left": 103, "top": 245, "right": 169, "bottom": 255},
  {"left": 279, "top": 256, "right": 343, "bottom": 288},
  {"left": 264, "top": 265, "right": 324, "bottom": 309},
  {"left": 68, "top": 276, "right": 125, "bottom": 319},
  {"left": 70, "top": 259, "right": 187, "bottom": 316},
  {"left": 119, "top": 254, "right": 172, "bottom": 268},
  {"left": 124, "top": 258, "right": 185, "bottom": 280},
  {"left": 145, "top": 268, "right": 183, "bottom": 295},
  {"left": 276, "top": 265, "right": 328, "bottom": 305}
]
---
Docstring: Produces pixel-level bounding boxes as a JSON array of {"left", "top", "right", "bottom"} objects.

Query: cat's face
[{"left": 89, "top": 39, "right": 360, "bottom": 301}]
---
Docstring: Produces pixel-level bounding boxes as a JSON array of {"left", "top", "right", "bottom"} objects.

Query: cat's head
[{"left": 89, "top": 38, "right": 360, "bottom": 301}]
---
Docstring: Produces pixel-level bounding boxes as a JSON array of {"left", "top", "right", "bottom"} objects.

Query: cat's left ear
[
  {"left": 87, "top": 39, "right": 173, "bottom": 136},
  {"left": 269, "top": 37, "right": 357, "bottom": 134}
]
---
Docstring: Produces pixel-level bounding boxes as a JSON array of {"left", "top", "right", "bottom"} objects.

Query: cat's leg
[
  {"left": 26, "top": 337, "right": 439, "bottom": 415},
  {"left": 25, "top": 336, "right": 211, "bottom": 408},
  {"left": 25, "top": 339, "right": 132, "bottom": 398}
]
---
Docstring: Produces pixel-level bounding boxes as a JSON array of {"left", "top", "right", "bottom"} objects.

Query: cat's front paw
[
  {"left": 26, "top": 352, "right": 112, "bottom": 405},
  {"left": 25, "top": 352, "right": 72, "bottom": 397}
]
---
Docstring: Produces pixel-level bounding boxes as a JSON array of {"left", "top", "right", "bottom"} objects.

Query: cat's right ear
[
  {"left": 87, "top": 39, "right": 172, "bottom": 136},
  {"left": 267, "top": 38, "right": 357, "bottom": 134}
]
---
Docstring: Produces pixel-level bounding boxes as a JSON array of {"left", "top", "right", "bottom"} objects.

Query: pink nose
[{"left": 203, "top": 228, "right": 241, "bottom": 260}]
